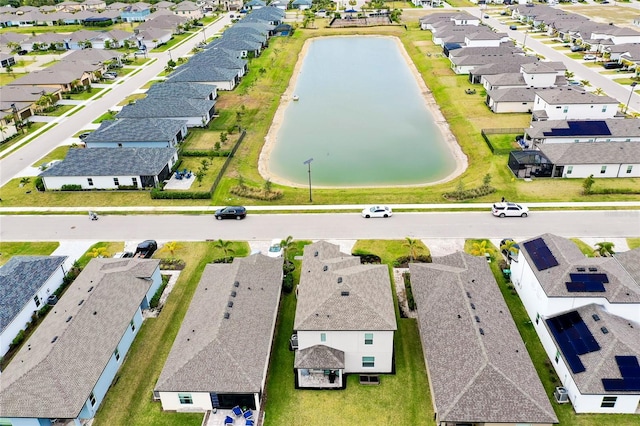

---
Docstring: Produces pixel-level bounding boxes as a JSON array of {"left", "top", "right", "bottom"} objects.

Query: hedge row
[
  {"left": 150, "top": 188, "right": 211, "bottom": 199},
  {"left": 181, "top": 150, "right": 231, "bottom": 157},
  {"left": 403, "top": 272, "right": 416, "bottom": 311},
  {"left": 229, "top": 185, "right": 283, "bottom": 200},
  {"left": 443, "top": 185, "right": 496, "bottom": 201}
]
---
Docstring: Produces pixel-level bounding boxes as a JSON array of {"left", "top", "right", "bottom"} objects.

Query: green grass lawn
[
  {"left": 177, "top": 156, "right": 225, "bottom": 190},
  {"left": 94, "top": 241, "right": 248, "bottom": 426},
  {"left": 0, "top": 72, "right": 27, "bottom": 85},
  {"left": 68, "top": 88, "right": 103, "bottom": 100},
  {"left": 117, "top": 93, "right": 147, "bottom": 106},
  {"left": 33, "top": 145, "right": 70, "bottom": 168},
  {"left": 0, "top": 241, "right": 60, "bottom": 266},
  {"left": 182, "top": 128, "right": 239, "bottom": 151},
  {"left": 570, "top": 238, "right": 595, "bottom": 257},
  {"left": 0, "top": 122, "right": 47, "bottom": 158},
  {"left": 351, "top": 239, "right": 429, "bottom": 264},
  {"left": 39, "top": 104, "right": 75, "bottom": 117},
  {"left": 628, "top": 238, "right": 640, "bottom": 249}
]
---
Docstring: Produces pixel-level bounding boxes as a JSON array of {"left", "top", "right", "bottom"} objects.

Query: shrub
[
  {"left": 149, "top": 275, "right": 170, "bottom": 309},
  {"left": 10, "top": 330, "right": 25, "bottom": 349},
  {"left": 393, "top": 254, "right": 432, "bottom": 268},
  {"left": 61, "top": 184, "right": 82, "bottom": 191},
  {"left": 35, "top": 177, "right": 45, "bottom": 192},
  {"left": 229, "top": 185, "right": 284, "bottom": 201},
  {"left": 352, "top": 249, "right": 381, "bottom": 264},
  {"left": 117, "top": 185, "right": 138, "bottom": 191},
  {"left": 181, "top": 150, "right": 230, "bottom": 157},
  {"left": 212, "top": 256, "right": 234, "bottom": 264},
  {"left": 282, "top": 273, "right": 294, "bottom": 293},
  {"left": 150, "top": 188, "right": 211, "bottom": 199},
  {"left": 403, "top": 272, "right": 416, "bottom": 311},
  {"left": 159, "top": 258, "right": 186, "bottom": 270},
  {"left": 443, "top": 184, "right": 496, "bottom": 201},
  {"left": 283, "top": 260, "right": 295, "bottom": 274}
]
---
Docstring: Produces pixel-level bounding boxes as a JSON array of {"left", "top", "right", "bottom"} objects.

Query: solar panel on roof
[
  {"left": 524, "top": 238, "right": 559, "bottom": 271},
  {"left": 602, "top": 356, "right": 640, "bottom": 391},
  {"left": 542, "top": 120, "right": 611, "bottom": 137},
  {"left": 546, "top": 311, "right": 600, "bottom": 374}
]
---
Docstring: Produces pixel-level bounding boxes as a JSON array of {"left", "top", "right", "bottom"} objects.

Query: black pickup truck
[{"left": 134, "top": 240, "right": 157, "bottom": 258}]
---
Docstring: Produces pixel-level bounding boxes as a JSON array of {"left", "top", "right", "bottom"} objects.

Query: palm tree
[
  {"left": 19, "top": 177, "right": 31, "bottom": 187},
  {"left": 281, "top": 235, "right": 295, "bottom": 260},
  {"left": 403, "top": 237, "right": 420, "bottom": 263},
  {"left": 90, "top": 247, "right": 109, "bottom": 258},
  {"left": 470, "top": 240, "right": 493, "bottom": 257},
  {"left": 565, "top": 70, "right": 575, "bottom": 80},
  {"left": 0, "top": 123, "right": 7, "bottom": 141},
  {"left": 213, "top": 239, "right": 235, "bottom": 260},
  {"left": 500, "top": 240, "right": 519, "bottom": 259},
  {"left": 164, "top": 241, "right": 181, "bottom": 256},
  {"left": 593, "top": 241, "right": 615, "bottom": 257},
  {"left": 593, "top": 87, "right": 604, "bottom": 96}
]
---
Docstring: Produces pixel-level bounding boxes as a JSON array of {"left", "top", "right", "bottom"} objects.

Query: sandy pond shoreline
[{"left": 258, "top": 35, "right": 468, "bottom": 189}]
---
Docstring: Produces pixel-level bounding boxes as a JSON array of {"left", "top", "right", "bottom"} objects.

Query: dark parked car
[
  {"left": 603, "top": 62, "right": 623, "bottom": 69},
  {"left": 570, "top": 45, "right": 585, "bottom": 52},
  {"left": 214, "top": 206, "right": 247, "bottom": 220},
  {"left": 17, "top": 49, "right": 27, "bottom": 55},
  {"left": 134, "top": 240, "right": 157, "bottom": 258}
]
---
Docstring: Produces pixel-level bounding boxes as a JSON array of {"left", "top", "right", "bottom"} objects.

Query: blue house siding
[{"left": 141, "top": 268, "right": 162, "bottom": 309}]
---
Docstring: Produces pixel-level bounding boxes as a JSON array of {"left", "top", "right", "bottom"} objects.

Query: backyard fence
[
  {"left": 210, "top": 129, "right": 246, "bottom": 197},
  {"left": 481, "top": 128, "right": 525, "bottom": 155}
]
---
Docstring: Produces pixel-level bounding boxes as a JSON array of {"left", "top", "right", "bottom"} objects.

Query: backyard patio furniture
[
  {"left": 243, "top": 410, "right": 253, "bottom": 420},
  {"left": 245, "top": 420, "right": 254, "bottom": 426},
  {"left": 232, "top": 406, "right": 243, "bottom": 417},
  {"left": 224, "top": 416, "right": 234, "bottom": 425}
]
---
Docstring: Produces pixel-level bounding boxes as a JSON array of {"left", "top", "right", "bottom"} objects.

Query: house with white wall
[
  {"left": 293, "top": 241, "right": 397, "bottom": 389},
  {"left": 154, "top": 254, "right": 283, "bottom": 413},
  {"left": 0, "top": 258, "right": 161, "bottom": 425},
  {"left": 532, "top": 87, "right": 619, "bottom": 121},
  {"left": 0, "top": 256, "right": 67, "bottom": 358},
  {"left": 83, "top": 118, "right": 188, "bottom": 148},
  {"left": 539, "top": 141, "right": 640, "bottom": 178},
  {"left": 410, "top": 252, "right": 558, "bottom": 426},
  {"left": 524, "top": 118, "right": 640, "bottom": 146}
]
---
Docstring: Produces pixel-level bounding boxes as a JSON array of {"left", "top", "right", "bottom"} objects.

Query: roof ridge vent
[
  {"left": 234, "top": 281, "right": 240, "bottom": 287},
  {"left": 341, "top": 291, "right": 349, "bottom": 296},
  {"left": 323, "top": 265, "right": 328, "bottom": 271},
  {"left": 224, "top": 312, "right": 230, "bottom": 319},
  {"left": 228, "top": 301, "right": 233, "bottom": 308},
  {"left": 337, "top": 277, "right": 342, "bottom": 283}
]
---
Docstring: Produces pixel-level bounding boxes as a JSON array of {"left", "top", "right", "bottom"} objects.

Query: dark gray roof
[
  {"left": 0, "top": 256, "right": 67, "bottom": 333},
  {"left": 39, "top": 147, "right": 176, "bottom": 177},
  {"left": 545, "top": 304, "right": 640, "bottom": 395},
  {"left": 519, "top": 233, "right": 640, "bottom": 303},
  {"left": 294, "top": 345, "right": 345, "bottom": 369},
  {"left": 166, "top": 65, "right": 237, "bottom": 83},
  {"left": 470, "top": 57, "right": 539, "bottom": 76},
  {"left": 155, "top": 254, "right": 283, "bottom": 393},
  {"left": 448, "top": 45, "right": 520, "bottom": 58},
  {"left": 243, "top": 5, "right": 285, "bottom": 20},
  {"left": 189, "top": 49, "right": 247, "bottom": 70},
  {"left": 210, "top": 36, "right": 261, "bottom": 52},
  {"left": 536, "top": 87, "right": 617, "bottom": 105},
  {"left": 223, "top": 25, "right": 267, "bottom": 42},
  {"left": 146, "top": 81, "right": 216, "bottom": 99},
  {"left": 540, "top": 141, "right": 640, "bottom": 165},
  {"left": 0, "top": 258, "right": 159, "bottom": 419},
  {"left": 116, "top": 96, "right": 215, "bottom": 119},
  {"left": 526, "top": 118, "right": 640, "bottom": 139},
  {"left": 84, "top": 118, "right": 187, "bottom": 143},
  {"left": 614, "top": 248, "right": 640, "bottom": 284},
  {"left": 410, "top": 252, "right": 558, "bottom": 425},
  {"left": 294, "top": 241, "right": 397, "bottom": 332},
  {"left": 483, "top": 72, "right": 526, "bottom": 87}
]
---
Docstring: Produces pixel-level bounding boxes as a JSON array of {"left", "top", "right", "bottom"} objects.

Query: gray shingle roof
[
  {"left": 545, "top": 304, "right": 640, "bottom": 394},
  {"left": 0, "top": 256, "right": 67, "bottom": 333},
  {"left": 410, "top": 252, "right": 558, "bottom": 424},
  {"left": 540, "top": 141, "right": 640, "bottom": 165},
  {"left": 614, "top": 248, "right": 640, "bottom": 283},
  {"left": 483, "top": 72, "right": 526, "bottom": 87},
  {"left": 167, "top": 65, "right": 237, "bottom": 83},
  {"left": 146, "top": 81, "right": 216, "bottom": 100},
  {"left": 0, "top": 258, "right": 159, "bottom": 419},
  {"left": 294, "top": 344, "right": 345, "bottom": 369},
  {"left": 189, "top": 48, "right": 247, "bottom": 70},
  {"left": 536, "top": 86, "right": 617, "bottom": 105},
  {"left": 155, "top": 254, "right": 283, "bottom": 393},
  {"left": 116, "top": 96, "right": 215, "bottom": 119},
  {"left": 487, "top": 86, "right": 539, "bottom": 102},
  {"left": 525, "top": 118, "right": 640, "bottom": 139},
  {"left": 39, "top": 147, "right": 176, "bottom": 177},
  {"left": 294, "top": 241, "right": 397, "bottom": 332},
  {"left": 470, "top": 56, "right": 539, "bottom": 76},
  {"left": 519, "top": 234, "right": 640, "bottom": 303},
  {"left": 84, "top": 118, "right": 186, "bottom": 143}
]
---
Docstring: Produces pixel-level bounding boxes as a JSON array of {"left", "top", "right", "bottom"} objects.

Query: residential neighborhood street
[{"left": 0, "top": 14, "right": 232, "bottom": 188}]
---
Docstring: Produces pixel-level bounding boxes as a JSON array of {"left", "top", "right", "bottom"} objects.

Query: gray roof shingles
[
  {"left": 539, "top": 141, "right": 640, "bottom": 165},
  {"left": 155, "top": 254, "right": 283, "bottom": 393},
  {"left": 0, "top": 258, "right": 159, "bottom": 419},
  {"left": 84, "top": 118, "right": 187, "bottom": 143},
  {"left": 294, "top": 344, "right": 345, "bottom": 369},
  {"left": 294, "top": 241, "right": 397, "bottom": 332},
  {"left": 410, "top": 252, "right": 558, "bottom": 424},
  {"left": 146, "top": 81, "right": 216, "bottom": 99},
  {"left": 0, "top": 256, "right": 67, "bottom": 333},
  {"left": 117, "top": 97, "right": 215, "bottom": 119},
  {"left": 39, "top": 147, "right": 176, "bottom": 177}
]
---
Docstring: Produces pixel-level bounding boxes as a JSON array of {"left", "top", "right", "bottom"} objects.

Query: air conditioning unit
[{"left": 554, "top": 386, "right": 569, "bottom": 403}]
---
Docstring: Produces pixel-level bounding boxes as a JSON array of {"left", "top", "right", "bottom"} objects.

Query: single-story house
[
  {"left": 154, "top": 254, "right": 283, "bottom": 412},
  {"left": 486, "top": 87, "right": 539, "bottom": 113},
  {"left": 524, "top": 118, "right": 640, "bottom": 146},
  {"left": 291, "top": 0, "right": 312, "bottom": 10},
  {"left": 166, "top": 65, "right": 238, "bottom": 91},
  {"left": 539, "top": 141, "right": 640, "bottom": 178},
  {"left": 410, "top": 252, "right": 558, "bottom": 426},
  {"left": 135, "top": 28, "right": 172, "bottom": 50},
  {"left": 39, "top": 147, "right": 178, "bottom": 190},
  {"left": 117, "top": 96, "right": 215, "bottom": 127},
  {"left": 0, "top": 258, "right": 162, "bottom": 424},
  {"left": 0, "top": 255, "right": 67, "bottom": 358},
  {"left": 147, "top": 81, "right": 217, "bottom": 100},
  {"left": 83, "top": 118, "right": 188, "bottom": 148},
  {"left": 293, "top": 241, "right": 397, "bottom": 389},
  {"left": 7, "top": 61, "right": 95, "bottom": 92}
]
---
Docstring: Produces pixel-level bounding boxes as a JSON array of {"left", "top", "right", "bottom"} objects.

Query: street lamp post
[
  {"left": 303, "top": 158, "right": 313, "bottom": 203},
  {"left": 168, "top": 49, "right": 173, "bottom": 62},
  {"left": 624, "top": 81, "right": 637, "bottom": 115},
  {"left": 523, "top": 30, "right": 528, "bottom": 50},
  {"left": 202, "top": 28, "right": 207, "bottom": 44}
]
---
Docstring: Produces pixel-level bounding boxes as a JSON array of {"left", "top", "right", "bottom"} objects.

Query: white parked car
[
  {"left": 267, "top": 238, "right": 283, "bottom": 258},
  {"left": 583, "top": 54, "right": 597, "bottom": 61},
  {"left": 361, "top": 205, "right": 393, "bottom": 218},
  {"left": 492, "top": 202, "right": 529, "bottom": 218}
]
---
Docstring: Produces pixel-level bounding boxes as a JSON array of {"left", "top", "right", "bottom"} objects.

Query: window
[
  {"left": 563, "top": 106, "right": 568, "bottom": 113},
  {"left": 87, "top": 178, "right": 94, "bottom": 186},
  {"left": 555, "top": 350, "right": 560, "bottom": 363},
  {"left": 320, "top": 333, "right": 326, "bottom": 342},
  {"left": 535, "top": 313, "right": 540, "bottom": 324},
  {"left": 601, "top": 396, "right": 617, "bottom": 408},
  {"left": 602, "top": 105, "right": 607, "bottom": 113},
  {"left": 130, "top": 319, "right": 136, "bottom": 332},
  {"left": 178, "top": 393, "right": 193, "bottom": 405},
  {"left": 364, "top": 333, "right": 373, "bottom": 345},
  {"left": 132, "top": 177, "right": 138, "bottom": 186},
  {"left": 362, "top": 356, "right": 375, "bottom": 368},
  {"left": 34, "top": 295, "right": 41, "bottom": 307},
  {"left": 601, "top": 166, "right": 607, "bottom": 174},
  {"left": 89, "top": 391, "right": 96, "bottom": 406},
  {"left": 113, "top": 177, "right": 119, "bottom": 186},
  {"left": 567, "top": 166, "right": 573, "bottom": 175},
  {"left": 114, "top": 347, "right": 120, "bottom": 361},
  {"left": 627, "top": 165, "right": 633, "bottom": 174}
]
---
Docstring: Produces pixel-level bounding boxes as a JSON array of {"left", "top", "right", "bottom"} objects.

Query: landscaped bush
[
  {"left": 181, "top": 150, "right": 231, "bottom": 157},
  {"left": 229, "top": 185, "right": 283, "bottom": 200},
  {"left": 402, "top": 272, "right": 416, "bottom": 311},
  {"left": 282, "top": 273, "right": 294, "bottom": 293},
  {"left": 149, "top": 275, "right": 170, "bottom": 309},
  {"left": 393, "top": 254, "right": 431, "bottom": 268},
  {"left": 159, "top": 258, "right": 185, "bottom": 270},
  {"left": 61, "top": 184, "right": 82, "bottom": 191},
  {"left": 35, "top": 177, "right": 45, "bottom": 192},
  {"left": 352, "top": 249, "right": 381, "bottom": 264},
  {"left": 150, "top": 188, "right": 211, "bottom": 199},
  {"left": 10, "top": 330, "right": 25, "bottom": 349},
  {"left": 443, "top": 184, "right": 496, "bottom": 201},
  {"left": 212, "top": 256, "right": 234, "bottom": 264},
  {"left": 589, "top": 187, "right": 640, "bottom": 195},
  {"left": 117, "top": 185, "right": 139, "bottom": 191}
]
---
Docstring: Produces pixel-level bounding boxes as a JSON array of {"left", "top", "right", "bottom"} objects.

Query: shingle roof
[
  {"left": 487, "top": 86, "right": 539, "bottom": 102},
  {"left": 470, "top": 56, "right": 539, "bottom": 75},
  {"left": 146, "top": 81, "right": 216, "bottom": 99},
  {"left": 526, "top": 118, "right": 640, "bottom": 139},
  {"left": 166, "top": 65, "right": 237, "bottom": 83},
  {"left": 410, "top": 252, "right": 558, "bottom": 424},
  {"left": 294, "top": 344, "right": 345, "bottom": 369},
  {"left": 535, "top": 86, "right": 617, "bottom": 105},
  {"left": 0, "top": 258, "right": 159, "bottom": 419},
  {"left": 155, "top": 254, "right": 283, "bottom": 393},
  {"left": 84, "top": 118, "right": 187, "bottom": 143},
  {"left": 116, "top": 96, "right": 215, "bottom": 119},
  {"left": 483, "top": 72, "right": 527, "bottom": 87},
  {"left": 39, "top": 147, "right": 176, "bottom": 177},
  {"left": 545, "top": 304, "right": 640, "bottom": 394},
  {"left": 294, "top": 241, "right": 397, "bottom": 332},
  {"left": 540, "top": 141, "right": 640, "bottom": 165},
  {"left": 0, "top": 256, "right": 67, "bottom": 333},
  {"left": 519, "top": 234, "right": 640, "bottom": 303},
  {"left": 189, "top": 48, "right": 247, "bottom": 70},
  {"left": 614, "top": 248, "right": 640, "bottom": 283}
]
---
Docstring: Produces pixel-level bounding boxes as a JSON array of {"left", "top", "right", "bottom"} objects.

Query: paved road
[
  {"left": 2, "top": 210, "right": 638, "bottom": 242},
  {"left": 0, "top": 14, "right": 232, "bottom": 188}
]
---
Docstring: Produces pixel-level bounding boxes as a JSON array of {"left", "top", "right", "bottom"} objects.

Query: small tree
[
  {"left": 500, "top": 240, "right": 520, "bottom": 259},
  {"left": 219, "top": 131, "right": 227, "bottom": 144},
  {"left": 583, "top": 174, "right": 595, "bottom": 194},
  {"left": 19, "top": 177, "right": 31, "bottom": 187},
  {"left": 470, "top": 240, "right": 493, "bottom": 257},
  {"left": 263, "top": 179, "right": 272, "bottom": 193},
  {"left": 213, "top": 239, "right": 235, "bottom": 260},
  {"left": 403, "top": 237, "right": 420, "bottom": 263},
  {"left": 164, "top": 241, "right": 181, "bottom": 256},
  {"left": 214, "top": 141, "right": 221, "bottom": 151},
  {"left": 593, "top": 241, "right": 615, "bottom": 257},
  {"left": 89, "top": 247, "right": 109, "bottom": 258},
  {"left": 237, "top": 174, "right": 245, "bottom": 188},
  {"left": 482, "top": 173, "right": 492, "bottom": 187},
  {"left": 195, "top": 168, "right": 206, "bottom": 186}
]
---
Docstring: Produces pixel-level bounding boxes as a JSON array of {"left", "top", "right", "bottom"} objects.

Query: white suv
[{"left": 492, "top": 202, "right": 529, "bottom": 218}]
